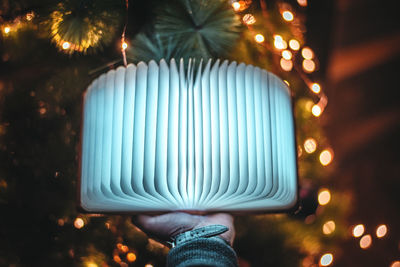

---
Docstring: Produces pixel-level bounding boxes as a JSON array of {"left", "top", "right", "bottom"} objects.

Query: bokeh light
[
  {"left": 145, "top": 264, "right": 154, "bottom": 267},
  {"left": 359, "top": 234, "right": 372, "bottom": 249},
  {"left": 74, "top": 217, "right": 85, "bottom": 229},
  {"left": 320, "top": 253, "right": 333, "bottom": 266},
  {"left": 297, "top": 0, "right": 308, "bottom": 7},
  {"left": 122, "top": 42, "right": 128, "bottom": 50},
  {"left": 126, "top": 252, "right": 137, "bottom": 262},
  {"left": 282, "top": 50, "right": 292, "bottom": 60},
  {"left": 391, "top": 261, "right": 400, "bottom": 267},
  {"left": 376, "top": 224, "right": 387, "bottom": 238},
  {"left": 280, "top": 58, "right": 293, "bottom": 71},
  {"left": 303, "top": 59, "right": 316, "bottom": 73},
  {"left": 232, "top": 2, "right": 241, "bottom": 11},
  {"left": 62, "top": 42, "right": 71, "bottom": 50},
  {"left": 320, "top": 150, "right": 333, "bottom": 166},
  {"left": 304, "top": 138, "right": 317, "bottom": 153},
  {"left": 255, "top": 34, "right": 265, "bottom": 43},
  {"left": 311, "top": 83, "right": 321, "bottom": 94},
  {"left": 322, "top": 221, "right": 336, "bottom": 235},
  {"left": 4, "top": 26, "right": 10, "bottom": 34},
  {"left": 282, "top": 11, "right": 294, "bottom": 21},
  {"left": 289, "top": 39, "right": 300, "bottom": 50},
  {"left": 301, "top": 47, "right": 314, "bottom": 59},
  {"left": 318, "top": 189, "right": 331, "bottom": 205},
  {"left": 243, "top": 14, "right": 256, "bottom": 25},
  {"left": 312, "top": 104, "right": 322, "bottom": 117},
  {"left": 352, "top": 224, "right": 365, "bottom": 238},
  {"left": 274, "top": 35, "right": 287, "bottom": 50}
]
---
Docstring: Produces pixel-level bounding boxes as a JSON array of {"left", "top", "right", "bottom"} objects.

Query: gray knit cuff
[{"left": 167, "top": 236, "right": 238, "bottom": 267}]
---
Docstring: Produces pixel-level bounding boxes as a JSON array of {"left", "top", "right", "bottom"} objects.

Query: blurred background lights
[
  {"left": 113, "top": 255, "right": 121, "bottom": 263},
  {"left": 320, "top": 150, "right": 333, "bottom": 166},
  {"left": 4, "top": 26, "right": 11, "bottom": 34},
  {"left": 126, "top": 252, "right": 137, "bottom": 262},
  {"left": 311, "top": 83, "right": 321, "bottom": 94},
  {"left": 122, "top": 42, "right": 128, "bottom": 50},
  {"left": 86, "top": 262, "right": 98, "bottom": 267},
  {"left": 304, "top": 138, "right": 317, "bottom": 153},
  {"left": 282, "top": 50, "right": 292, "bottom": 60},
  {"left": 62, "top": 42, "right": 71, "bottom": 50},
  {"left": 352, "top": 224, "right": 365, "bottom": 238},
  {"left": 282, "top": 11, "right": 294, "bottom": 21},
  {"left": 320, "top": 253, "right": 333, "bottom": 266},
  {"left": 376, "top": 224, "right": 387, "bottom": 238},
  {"left": 232, "top": 1, "right": 241, "bottom": 11},
  {"left": 274, "top": 35, "right": 287, "bottom": 50},
  {"left": 289, "top": 39, "right": 300, "bottom": 50},
  {"left": 322, "top": 220, "right": 336, "bottom": 235},
  {"left": 391, "top": 261, "right": 400, "bottom": 267},
  {"left": 303, "top": 59, "right": 316, "bottom": 72},
  {"left": 280, "top": 58, "right": 293, "bottom": 71},
  {"left": 359, "top": 234, "right": 372, "bottom": 249},
  {"left": 301, "top": 47, "right": 314, "bottom": 59},
  {"left": 255, "top": 34, "right": 265, "bottom": 43},
  {"left": 312, "top": 104, "right": 322, "bottom": 117},
  {"left": 74, "top": 217, "right": 85, "bottom": 229},
  {"left": 297, "top": 0, "right": 308, "bottom": 7},
  {"left": 243, "top": 14, "right": 256, "bottom": 25},
  {"left": 145, "top": 264, "right": 154, "bottom": 267},
  {"left": 318, "top": 189, "right": 331, "bottom": 205}
]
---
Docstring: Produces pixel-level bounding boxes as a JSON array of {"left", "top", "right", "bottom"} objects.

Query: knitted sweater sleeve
[{"left": 166, "top": 237, "right": 238, "bottom": 267}]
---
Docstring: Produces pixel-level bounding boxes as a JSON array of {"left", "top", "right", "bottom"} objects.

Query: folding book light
[{"left": 79, "top": 58, "right": 298, "bottom": 213}]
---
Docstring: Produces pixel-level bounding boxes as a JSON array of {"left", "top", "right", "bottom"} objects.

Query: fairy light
[
  {"left": 4, "top": 26, "right": 10, "bottom": 34},
  {"left": 243, "top": 14, "right": 256, "bottom": 25},
  {"left": 319, "top": 150, "right": 333, "bottom": 166},
  {"left": 62, "top": 42, "right": 71, "bottom": 50},
  {"left": 274, "top": 35, "right": 287, "bottom": 50},
  {"left": 280, "top": 58, "right": 293, "bottom": 71},
  {"left": 255, "top": 34, "right": 265, "bottom": 43},
  {"left": 352, "top": 224, "right": 365, "bottom": 238},
  {"left": 289, "top": 39, "right": 300, "bottom": 50},
  {"left": 359, "top": 234, "right": 372, "bottom": 249},
  {"left": 311, "top": 83, "right": 321, "bottom": 94},
  {"left": 301, "top": 47, "right": 314, "bottom": 59},
  {"left": 122, "top": 41, "right": 128, "bottom": 50},
  {"left": 303, "top": 59, "right": 316, "bottom": 73},
  {"left": 126, "top": 252, "right": 137, "bottom": 262},
  {"left": 312, "top": 104, "right": 322, "bottom": 117},
  {"left": 282, "top": 50, "right": 292, "bottom": 60},
  {"left": 319, "top": 253, "right": 333, "bottom": 266},
  {"left": 318, "top": 189, "right": 331, "bottom": 206},
  {"left": 322, "top": 221, "right": 336, "bottom": 235},
  {"left": 74, "top": 217, "right": 85, "bottom": 229},
  {"left": 376, "top": 224, "right": 387, "bottom": 238},
  {"left": 304, "top": 138, "right": 317, "bottom": 153},
  {"left": 282, "top": 11, "right": 294, "bottom": 22}
]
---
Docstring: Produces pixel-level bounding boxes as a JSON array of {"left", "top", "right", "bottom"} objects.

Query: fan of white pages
[{"left": 79, "top": 58, "right": 298, "bottom": 213}]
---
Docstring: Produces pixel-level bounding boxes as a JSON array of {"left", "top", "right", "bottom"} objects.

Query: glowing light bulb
[
  {"left": 4, "top": 27, "right": 10, "bottom": 34},
  {"left": 311, "top": 83, "right": 321, "bottom": 94},
  {"left": 322, "top": 221, "right": 336, "bottom": 235},
  {"left": 126, "top": 252, "right": 137, "bottom": 262},
  {"left": 320, "top": 253, "right": 333, "bottom": 266},
  {"left": 301, "top": 47, "right": 314, "bottom": 59},
  {"left": 232, "top": 2, "right": 241, "bottom": 11},
  {"left": 26, "top": 12, "right": 34, "bottom": 21},
  {"left": 282, "top": 50, "right": 292, "bottom": 60},
  {"left": 304, "top": 138, "right": 317, "bottom": 153},
  {"left": 122, "top": 42, "right": 128, "bottom": 50},
  {"left": 289, "top": 39, "right": 300, "bottom": 50},
  {"left": 243, "top": 14, "right": 256, "bottom": 25},
  {"left": 74, "top": 217, "right": 85, "bottom": 229},
  {"left": 320, "top": 150, "right": 333, "bottom": 166},
  {"left": 360, "top": 234, "right": 372, "bottom": 249},
  {"left": 62, "top": 42, "right": 71, "bottom": 50},
  {"left": 280, "top": 58, "right": 293, "bottom": 71},
  {"left": 282, "top": 11, "right": 294, "bottom": 21},
  {"left": 255, "top": 34, "right": 265, "bottom": 43},
  {"left": 352, "top": 224, "right": 365, "bottom": 237},
  {"left": 312, "top": 104, "right": 322, "bottom": 117},
  {"left": 318, "top": 189, "right": 331, "bottom": 206},
  {"left": 303, "top": 59, "right": 316, "bottom": 73},
  {"left": 376, "top": 224, "right": 387, "bottom": 238}
]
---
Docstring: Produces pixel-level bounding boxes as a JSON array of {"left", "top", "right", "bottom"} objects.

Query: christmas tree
[{"left": 0, "top": 0, "right": 381, "bottom": 266}]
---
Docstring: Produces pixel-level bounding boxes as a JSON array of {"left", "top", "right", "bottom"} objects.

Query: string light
[
  {"left": 255, "top": 34, "right": 265, "bottom": 43},
  {"left": 301, "top": 47, "right": 314, "bottom": 59},
  {"left": 376, "top": 224, "right": 388, "bottom": 238},
  {"left": 391, "top": 261, "right": 400, "bottom": 267},
  {"left": 126, "top": 252, "right": 137, "bottom": 262},
  {"left": 280, "top": 58, "right": 293, "bottom": 71},
  {"left": 322, "top": 221, "right": 336, "bottom": 235},
  {"left": 289, "top": 39, "right": 300, "bottom": 50},
  {"left": 282, "top": 11, "right": 294, "bottom": 22},
  {"left": 352, "top": 224, "right": 365, "bottom": 238},
  {"left": 243, "top": 14, "right": 256, "bottom": 25},
  {"left": 62, "top": 42, "right": 71, "bottom": 50},
  {"left": 274, "top": 35, "right": 287, "bottom": 50},
  {"left": 122, "top": 41, "right": 128, "bottom": 50},
  {"left": 319, "top": 253, "right": 333, "bottom": 266},
  {"left": 74, "top": 217, "right": 85, "bottom": 229},
  {"left": 304, "top": 138, "right": 317, "bottom": 153},
  {"left": 319, "top": 150, "right": 333, "bottom": 166},
  {"left": 318, "top": 189, "right": 331, "bottom": 206},
  {"left": 312, "top": 104, "right": 322, "bottom": 117},
  {"left": 4, "top": 26, "right": 10, "bottom": 34},
  {"left": 311, "top": 83, "right": 321, "bottom": 94},
  {"left": 303, "top": 59, "right": 316, "bottom": 73},
  {"left": 282, "top": 50, "right": 292, "bottom": 60},
  {"left": 359, "top": 234, "right": 372, "bottom": 249}
]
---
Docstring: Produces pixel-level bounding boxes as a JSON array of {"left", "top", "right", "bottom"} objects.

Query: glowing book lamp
[{"left": 79, "top": 58, "right": 298, "bottom": 213}]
